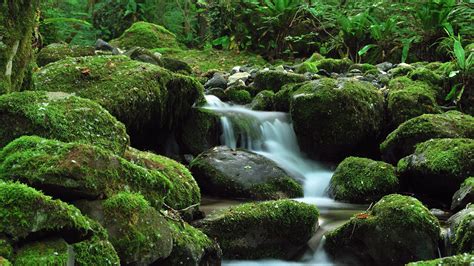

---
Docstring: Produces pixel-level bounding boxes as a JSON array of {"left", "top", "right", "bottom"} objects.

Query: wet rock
[
  {"left": 0, "top": 91, "right": 129, "bottom": 154},
  {"left": 179, "top": 108, "right": 221, "bottom": 156},
  {"left": 325, "top": 194, "right": 440, "bottom": 265},
  {"left": 290, "top": 78, "right": 384, "bottom": 162},
  {"left": 397, "top": 138, "right": 474, "bottom": 202},
  {"left": 225, "top": 87, "right": 252, "bottom": 105},
  {"left": 328, "top": 157, "right": 399, "bottom": 204},
  {"left": 407, "top": 253, "right": 474, "bottom": 265},
  {"left": 206, "top": 87, "right": 227, "bottom": 100},
  {"left": 249, "top": 90, "right": 275, "bottom": 111},
  {"left": 189, "top": 146, "right": 303, "bottom": 200},
  {"left": 380, "top": 111, "right": 474, "bottom": 164},
  {"left": 452, "top": 177, "right": 474, "bottom": 212},
  {"left": 447, "top": 205, "right": 474, "bottom": 255},
  {"left": 228, "top": 72, "right": 250, "bottom": 86},
  {"left": 204, "top": 73, "right": 228, "bottom": 89},
  {"left": 194, "top": 199, "right": 319, "bottom": 259}
]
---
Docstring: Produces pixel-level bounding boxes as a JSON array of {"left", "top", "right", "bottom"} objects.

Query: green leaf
[
  {"left": 445, "top": 84, "right": 460, "bottom": 101},
  {"left": 358, "top": 44, "right": 377, "bottom": 56},
  {"left": 453, "top": 38, "right": 466, "bottom": 69}
]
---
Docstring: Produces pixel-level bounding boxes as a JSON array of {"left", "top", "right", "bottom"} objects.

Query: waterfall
[{"left": 204, "top": 95, "right": 333, "bottom": 198}]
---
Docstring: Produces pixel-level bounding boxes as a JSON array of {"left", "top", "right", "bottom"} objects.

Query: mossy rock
[
  {"left": 0, "top": 181, "right": 94, "bottom": 242},
  {"left": 328, "top": 157, "right": 399, "bottom": 204},
  {"left": 407, "top": 67, "right": 444, "bottom": 86},
  {"left": 14, "top": 235, "right": 120, "bottom": 266},
  {"left": 273, "top": 82, "right": 305, "bottom": 112},
  {"left": 75, "top": 192, "right": 173, "bottom": 265},
  {"left": 0, "top": 136, "right": 170, "bottom": 208},
  {"left": 225, "top": 88, "right": 252, "bottom": 105},
  {"left": 448, "top": 205, "right": 474, "bottom": 255},
  {"left": 195, "top": 199, "right": 319, "bottom": 259},
  {"left": 124, "top": 46, "right": 192, "bottom": 74},
  {"left": 386, "top": 77, "right": 442, "bottom": 128},
  {"left": 33, "top": 55, "right": 204, "bottom": 150},
  {"left": 380, "top": 111, "right": 474, "bottom": 164},
  {"left": 36, "top": 43, "right": 96, "bottom": 67},
  {"left": 295, "top": 61, "right": 318, "bottom": 74},
  {"left": 0, "top": 257, "right": 10, "bottom": 266},
  {"left": 0, "top": 90, "right": 129, "bottom": 155},
  {"left": 161, "top": 57, "right": 193, "bottom": 75},
  {"left": 249, "top": 90, "right": 275, "bottom": 111},
  {"left": 388, "top": 63, "right": 415, "bottom": 77},
  {"left": 179, "top": 108, "right": 221, "bottom": 156},
  {"left": 110, "top": 21, "right": 179, "bottom": 50},
  {"left": 159, "top": 220, "right": 222, "bottom": 266},
  {"left": 0, "top": 0, "right": 39, "bottom": 94},
  {"left": 189, "top": 146, "right": 303, "bottom": 200},
  {"left": 452, "top": 177, "right": 474, "bottom": 211},
  {"left": 349, "top": 63, "right": 377, "bottom": 73},
  {"left": 325, "top": 194, "right": 440, "bottom": 265},
  {"left": 290, "top": 78, "right": 384, "bottom": 162},
  {"left": 254, "top": 70, "right": 307, "bottom": 93},
  {"left": 407, "top": 253, "right": 474, "bottom": 265},
  {"left": 314, "top": 58, "right": 353, "bottom": 73},
  {"left": 397, "top": 138, "right": 474, "bottom": 202},
  {"left": 123, "top": 147, "right": 200, "bottom": 211}
]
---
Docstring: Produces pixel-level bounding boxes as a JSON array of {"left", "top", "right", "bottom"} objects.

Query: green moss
[
  {"left": 397, "top": 138, "right": 474, "bottom": 201},
  {"left": 250, "top": 90, "right": 275, "bottom": 111},
  {"left": 325, "top": 194, "right": 440, "bottom": 265},
  {"left": 407, "top": 253, "right": 474, "bottom": 265},
  {"left": 14, "top": 238, "right": 70, "bottom": 265},
  {"left": 254, "top": 70, "right": 307, "bottom": 93},
  {"left": 0, "top": 181, "right": 93, "bottom": 242},
  {"left": 349, "top": 63, "right": 377, "bottom": 73},
  {"left": 0, "top": 240, "right": 12, "bottom": 260},
  {"left": 328, "top": 157, "right": 399, "bottom": 203},
  {"left": 72, "top": 236, "right": 120, "bottom": 266},
  {"left": 408, "top": 67, "right": 443, "bottom": 86},
  {"left": 313, "top": 58, "right": 353, "bottom": 73},
  {"left": 0, "top": 91, "right": 129, "bottom": 154},
  {"left": 36, "top": 43, "right": 96, "bottom": 67},
  {"left": 389, "top": 64, "right": 415, "bottom": 77},
  {"left": 381, "top": 111, "right": 474, "bottom": 163},
  {"left": 0, "top": 257, "right": 11, "bottom": 266},
  {"left": 273, "top": 82, "right": 305, "bottom": 112},
  {"left": 387, "top": 77, "right": 442, "bottom": 127},
  {"left": 290, "top": 78, "right": 384, "bottom": 161},
  {"left": 179, "top": 108, "right": 221, "bottom": 156},
  {"left": 295, "top": 61, "right": 318, "bottom": 74},
  {"left": 226, "top": 89, "right": 252, "bottom": 104},
  {"left": 0, "top": 136, "right": 170, "bottom": 208},
  {"left": 0, "top": 0, "right": 39, "bottom": 94},
  {"left": 34, "top": 55, "right": 204, "bottom": 141},
  {"left": 110, "top": 21, "right": 179, "bottom": 49},
  {"left": 198, "top": 199, "right": 318, "bottom": 259},
  {"left": 124, "top": 147, "right": 200, "bottom": 210},
  {"left": 450, "top": 207, "right": 474, "bottom": 254}
]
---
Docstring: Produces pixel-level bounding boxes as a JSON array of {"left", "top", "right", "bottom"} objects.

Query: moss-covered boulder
[
  {"left": 124, "top": 46, "right": 192, "bottom": 74},
  {"left": 249, "top": 90, "right": 275, "bottom": 111},
  {"left": 381, "top": 111, "right": 474, "bottom": 164},
  {"left": 159, "top": 221, "right": 222, "bottom": 266},
  {"left": 273, "top": 82, "right": 305, "bottom": 112},
  {"left": 0, "top": 91, "right": 129, "bottom": 154},
  {"left": 407, "top": 254, "right": 474, "bottom": 265},
  {"left": 189, "top": 146, "right": 303, "bottom": 200},
  {"left": 452, "top": 177, "right": 474, "bottom": 212},
  {"left": 328, "top": 157, "right": 399, "bottom": 204},
  {"left": 448, "top": 205, "right": 474, "bottom": 255},
  {"left": 397, "top": 138, "right": 474, "bottom": 202},
  {"left": 110, "top": 21, "right": 179, "bottom": 50},
  {"left": 0, "top": 136, "right": 170, "bottom": 208},
  {"left": 325, "top": 194, "right": 440, "bottom": 265},
  {"left": 123, "top": 147, "right": 200, "bottom": 211},
  {"left": 75, "top": 193, "right": 173, "bottom": 265},
  {"left": 225, "top": 88, "right": 252, "bottom": 104},
  {"left": 36, "top": 43, "right": 96, "bottom": 67},
  {"left": 254, "top": 70, "right": 307, "bottom": 93},
  {"left": 290, "top": 78, "right": 384, "bottom": 162},
  {"left": 195, "top": 199, "right": 319, "bottom": 259},
  {"left": 179, "top": 108, "right": 221, "bottom": 156},
  {"left": 0, "top": 0, "right": 40, "bottom": 94},
  {"left": 407, "top": 67, "right": 444, "bottom": 86},
  {"left": 386, "top": 77, "right": 442, "bottom": 128},
  {"left": 33, "top": 55, "right": 203, "bottom": 150},
  {"left": 314, "top": 58, "right": 353, "bottom": 73}
]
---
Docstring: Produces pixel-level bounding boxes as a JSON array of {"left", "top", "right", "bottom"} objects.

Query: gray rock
[
  {"left": 451, "top": 177, "right": 474, "bottom": 212},
  {"left": 376, "top": 62, "right": 393, "bottom": 72},
  {"left": 228, "top": 72, "right": 250, "bottom": 86},
  {"left": 95, "top": 38, "right": 115, "bottom": 51},
  {"left": 205, "top": 73, "right": 228, "bottom": 89}
]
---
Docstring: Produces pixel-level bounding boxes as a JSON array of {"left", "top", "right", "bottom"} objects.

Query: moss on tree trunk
[{"left": 0, "top": 0, "right": 39, "bottom": 94}]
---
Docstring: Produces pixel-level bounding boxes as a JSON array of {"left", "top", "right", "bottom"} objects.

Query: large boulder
[
  {"left": 123, "top": 147, "right": 200, "bottom": 211},
  {"left": 447, "top": 205, "right": 474, "bottom": 255},
  {"left": 195, "top": 199, "right": 319, "bottom": 259},
  {"left": 75, "top": 192, "right": 173, "bottom": 265},
  {"left": 381, "top": 111, "right": 474, "bottom": 164},
  {"left": 386, "top": 77, "right": 442, "bottom": 128},
  {"left": 407, "top": 254, "right": 474, "bottom": 265},
  {"left": 397, "top": 138, "right": 474, "bottom": 202},
  {"left": 254, "top": 70, "right": 307, "bottom": 93},
  {"left": 452, "top": 177, "right": 474, "bottom": 212},
  {"left": 0, "top": 181, "right": 120, "bottom": 264},
  {"left": 36, "top": 43, "right": 96, "bottom": 67},
  {"left": 249, "top": 90, "right": 275, "bottom": 111},
  {"left": 0, "top": 91, "right": 129, "bottom": 154},
  {"left": 159, "top": 221, "right": 222, "bottom": 266},
  {"left": 325, "top": 194, "right": 440, "bottom": 265},
  {"left": 328, "top": 157, "right": 399, "bottom": 204},
  {"left": 189, "top": 146, "right": 303, "bottom": 200},
  {"left": 178, "top": 108, "right": 221, "bottom": 156},
  {"left": 0, "top": 136, "right": 170, "bottom": 208},
  {"left": 110, "top": 21, "right": 179, "bottom": 50},
  {"left": 0, "top": 0, "right": 40, "bottom": 94},
  {"left": 290, "top": 78, "right": 384, "bottom": 162},
  {"left": 33, "top": 55, "right": 204, "bottom": 150}
]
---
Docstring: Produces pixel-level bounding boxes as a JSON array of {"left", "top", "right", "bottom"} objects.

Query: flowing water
[{"left": 202, "top": 95, "right": 365, "bottom": 265}]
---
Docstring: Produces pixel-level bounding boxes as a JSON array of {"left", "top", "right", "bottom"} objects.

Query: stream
[{"left": 202, "top": 95, "right": 367, "bottom": 265}]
